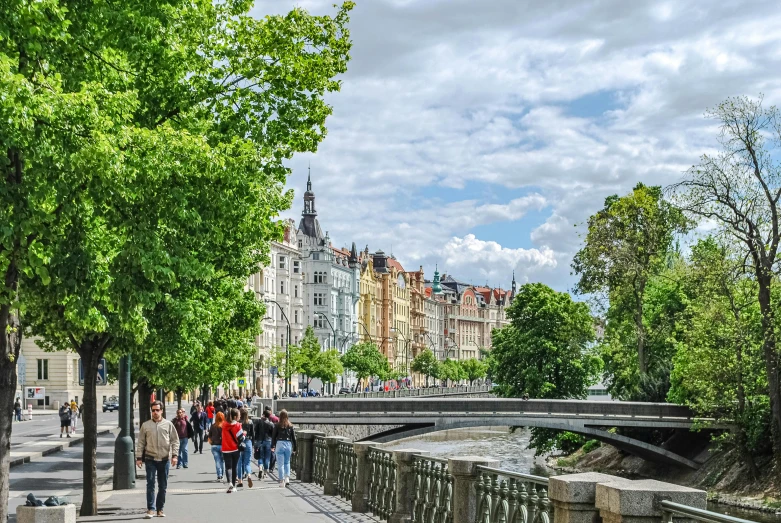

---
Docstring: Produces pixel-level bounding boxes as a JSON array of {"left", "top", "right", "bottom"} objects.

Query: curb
[{"left": 10, "top": 427, "right": 119, "bottom": 468}]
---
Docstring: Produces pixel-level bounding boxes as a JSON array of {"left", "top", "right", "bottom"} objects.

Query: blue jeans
[
  {"left": 239, "top": 440, "right": 253, "bottom": 478},
  {"left": 144, "top": 460, "right": 169, "bottom": 512},
  {"left": 14, "top": 409, "right": 21, "bottom": 422},
  {"left": 275, "top": 440, "right": 293, "bottom": 479},
  {"left": 258, "top": 438, "right": 272, "bottom": 471},
  {"left": 178, "top": 438, "right": 188, "bottom": 467},
  {"left": 210, "top": 445, "right": 224, "bottom": 477}
]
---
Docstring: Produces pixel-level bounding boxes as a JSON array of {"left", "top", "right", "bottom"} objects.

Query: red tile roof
[{"left": 387, "top": 257, "right": 405, "bottom": 272}]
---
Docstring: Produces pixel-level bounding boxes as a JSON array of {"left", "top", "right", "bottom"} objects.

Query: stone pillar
[
  {"left": 324, "top": 436, "right": 348, "bottom": 495},
  {"left": 549, "top": 472, "right": 623, "bottom": 523},
  {"left": 596, "top": 479, "right": 706, "bottom": 523},
  {"left": 448, "top": 456, "right": 500, "bottom": 523},
  {"left": 351, "top": 442, "right": 377, "bottom": 513},
  {"left": 388, "top": 449, "right": 429, "bottom": 523},
  {"left": 297, "top": 430, "right": 324, "bottom": 483}
]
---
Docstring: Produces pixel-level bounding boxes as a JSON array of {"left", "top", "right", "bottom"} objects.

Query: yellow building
[{"left": 357, "top": 249, "right": 411, "bottom": 374}]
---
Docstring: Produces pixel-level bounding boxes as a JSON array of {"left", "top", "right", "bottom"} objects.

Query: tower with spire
[
  {"left": 510, "top": 271, "right": 517, "bottom": 303},
  {"left": 298, "top": 168, "right": 324, "bottom": 243},
  {"left": 432, "top": 265, "right": 442, "bottom": 294}
]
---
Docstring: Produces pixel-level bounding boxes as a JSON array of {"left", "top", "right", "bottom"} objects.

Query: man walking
[
  {"left": 191, "top": 404, "right": 207, "bottom": 454},
  {"left": 173, "top": 408, "right": 191, "bottom": 469},
  {"left": 13, "top": 398, "right": 22, "bottom": 422},
  {"left": 136, "top": 400, "right": 179, "bottom": 519},
  {"left": 58, "top": 404, "right": 71, "bottom": 438}
]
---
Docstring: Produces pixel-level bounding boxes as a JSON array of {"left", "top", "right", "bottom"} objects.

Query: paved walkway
[{"left": 78, "top": 441, "right": 379, "bottom": 522}]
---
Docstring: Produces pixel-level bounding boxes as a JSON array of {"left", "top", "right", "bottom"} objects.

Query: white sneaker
[
  {"left": 278, "top": 480, "right": 284, "bottom": 488},
  {"left": 285, "top": 477, "right": 290, "bottom": 485},
  {"left": 144, "top": 511, "right": 155, "bottom": 519}
]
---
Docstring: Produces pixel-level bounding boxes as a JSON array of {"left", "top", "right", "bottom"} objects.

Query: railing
[
  {"left": 412, "top": 455, "right": 453, "bottom": 523},
  {"left": 337, "top": 441, "right": 357, "bottom": 502},
  {"left": 474, "top": 466, "right": 550, "bottom": 523},
  {"left": 338, "top": 385, "right": 491, "bottom": 399},
  {"left": 313, "top": 436, "right": 328, "bottom": 487},
  {"left": 367, "top": 447, "right": 397, "bottom": 520},
  {"left": 661, "top": 501, "right": 757, "bottom": 523}
]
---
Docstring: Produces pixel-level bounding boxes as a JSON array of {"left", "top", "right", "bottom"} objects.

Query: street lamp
[
  {"left": 263, "top": 297, "right": 292, "bottom": 395},
  {"left": 354, "top": 320, "right": 372, "bottom": 341}
]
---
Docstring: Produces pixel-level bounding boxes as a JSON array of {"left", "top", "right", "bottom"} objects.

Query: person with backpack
[
  {"left": 271, "top": 409, "right": 296, "bottom": 488},
  {"left": 239, "top": 409, "right": 254, "bottom": 488},
  {"left": 252, "top": 408, "right": 274, "bottom": 478},
  {"left": 221, "top": 408, "right": 245, "bottom": 493},
  {"left": 58, "top": 404, "right": 71, "bottom": 438},
  {"left": 172, "top": 408, "right": 192, "bottom": 469}
]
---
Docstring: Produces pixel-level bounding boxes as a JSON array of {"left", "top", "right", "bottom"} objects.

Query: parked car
[
  {"left": 338, "top": 387, "right": 351, "bottom": 395},
  {"left": 102, "top": 396, "right": 119, "bottom": 413}
]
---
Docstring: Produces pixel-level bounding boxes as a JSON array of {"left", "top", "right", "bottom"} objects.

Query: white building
[
  {"left": 423, "top": 288, "right": 446, "bottom": 360},
  {"left": 15, "top": 337, "right": 119, "bottom": 410},
  {"left": 247, "top": 219, "right": 305, "bottom": 396},
  {"left": 296, "top": 173, "right": 360, "bottom": 389}
]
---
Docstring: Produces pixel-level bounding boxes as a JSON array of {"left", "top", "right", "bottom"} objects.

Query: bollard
[
  {"left": 388, "top": 449, "right": 428, "bottom": 523},
  {"left": 448, "top": 456, "right": 500, "bottom": 523},
  {"left": 324, "top": 436, "right": 348, "bottom": 495}
]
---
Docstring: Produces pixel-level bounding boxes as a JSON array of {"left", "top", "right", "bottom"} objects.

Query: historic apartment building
[{"left": 296, "top": 174, "right": 360, "bottom": 389}]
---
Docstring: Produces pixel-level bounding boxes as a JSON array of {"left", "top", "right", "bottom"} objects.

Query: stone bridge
[{"left": 278, "top": 397, "right": 720, "bottom": 469}]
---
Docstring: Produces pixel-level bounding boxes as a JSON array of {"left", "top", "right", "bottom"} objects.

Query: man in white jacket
[{"left": 136, "top": 401, "right": 179, "bottom": 519}]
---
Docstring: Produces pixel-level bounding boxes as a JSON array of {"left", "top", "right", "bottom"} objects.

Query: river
[{"left": 383, "top": 426, "right": 779, "bottom": 523}]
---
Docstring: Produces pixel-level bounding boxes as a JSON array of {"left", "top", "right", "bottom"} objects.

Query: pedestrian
[
  {"left": 208, "top": 411, "right": 225, "bottom": 481},
  {"left": 266, "top": 407, "right": 279, "bottom": 424},
  {"left": 58, "top": 404, "right": 71, "bottom": 438},
  {"left": 13, "top": 398, "right": 22, "bottom": 422},
  {"left": 136, "top": 400, "right": 179, "bottom": 519},
  {"left": 239, "top": 408, "right": 254, "bottom": 488},
  {"left": 252, "top": 408, "right": 274, "bottom": 478},
  {"left": 205, "top": 401, "right": 215, "bottom": 430},
  {"left": 172, "top": 408, "right": 191, "bottom": 469},
  {"left": 221, "top": 408, "right": 245, "bottom": 493},
  {"left": 191, "top": 404, "right": 207, "bottom": 454},
  {"left": 271, "top": 409, "right": 296, "bottom": 488},
  {"left": 70, "top": 401, "right": 79, "bottom": 434},
  {"left": 273, "top": 392, "right": 279, "bottom": 401}
]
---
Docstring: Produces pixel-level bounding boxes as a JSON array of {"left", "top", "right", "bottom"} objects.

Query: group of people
[
  {"left": 135, "top": 398, "right": 296, "bottom": 519},
  {"left": 57, "top": 400, "right": 82, "bottom": 437}
]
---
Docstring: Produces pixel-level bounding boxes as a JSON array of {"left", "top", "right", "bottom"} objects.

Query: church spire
[
  {"left": 432, "top": 264, "right": 442, "bottom": 294},
  {"left": 307, "top": 163, "right": 312, "bottom": 192}
]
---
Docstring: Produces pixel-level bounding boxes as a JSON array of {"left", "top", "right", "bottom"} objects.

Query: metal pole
[{"left": 113, "top": 355, "right": 135, "bottom": 490}]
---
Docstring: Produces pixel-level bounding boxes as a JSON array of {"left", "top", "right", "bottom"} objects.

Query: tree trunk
[
  {"left": 757, "top": 275, "right": 781, "bottom": 461},
  {"left": 138, "top": 378, "right": 151, "bottom": 425},
  {"left": 77, "top": 339, "right": 106, "bottom": 517},
  {"left": 176, "top": 390, "right": 182, "bottom": 410},
  {"left": 0, "top": 308, "right": 21, "bottom": 523},
  {"left": 634, "top": 278, "right": 647, "bottom": 374}
]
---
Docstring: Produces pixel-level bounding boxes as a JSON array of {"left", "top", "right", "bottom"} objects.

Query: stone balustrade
[{"left": 299, "top": 439, "right": 756, "bottom": 523}]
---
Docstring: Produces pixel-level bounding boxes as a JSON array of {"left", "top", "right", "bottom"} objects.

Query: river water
[{"left": 383, "top": 426, "right": 779, "bottom": 523}]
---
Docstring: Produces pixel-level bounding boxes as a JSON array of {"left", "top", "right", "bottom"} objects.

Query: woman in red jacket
[
  {"left": 221, "top": 408, "right": 245, "bottom": 493},
  {"left": 205, "top": 401, "right": 215, "bottom": 430}
]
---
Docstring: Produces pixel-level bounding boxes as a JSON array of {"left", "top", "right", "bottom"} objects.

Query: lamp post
[
  {"left": 354, "top": 320, "right": 372, "bottom": 342},
  {"left": 263, "top": 297, "right": 292, "bottom": 395},
  {"left": 112, "top": 354, "right": 135, "bottom": 490}
]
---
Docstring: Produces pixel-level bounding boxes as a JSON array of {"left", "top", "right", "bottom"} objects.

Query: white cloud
[{"left": 256, "top": 0, "right": 781, "bottom": 290}]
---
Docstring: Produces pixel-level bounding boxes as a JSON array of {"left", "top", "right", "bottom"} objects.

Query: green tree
[
  {"left": 411, "top": 349, "right": 440, "bottom": 386},
  {"left": 439, "top": 359, "right": 466, "bottom": 385},
  {"left": 670, "top": 96, "right": 781, "bottom": 461},
  {"left": 297, "top": 326, "right": 344, "bottom": 389},
  {"left": 573, "top": 183, "right": 688, "bottom": 399},
  {"left": 491, "top": 283, "right": 600, "bottom": 453},
  {"left": 0, "top": 2, "right": 354, "bottom": 517},
  {"left": 341, "top": 342, "right": 389, "bottom": 390},
  {"left": 460, "top": 358, "right": 488, "bottom": 385},
  {"left": 668, "top": 237, "right": 768, "bottom": 475}
]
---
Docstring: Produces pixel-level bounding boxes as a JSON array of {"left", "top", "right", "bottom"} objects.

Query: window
[
  {"left": 293, "top": 261, "right": 300, "bottom": 274},
  {"left": 314, "top": 316, "right": 326, "bottom": 329},
  {"left": 280, "top": 281, "right": 286, "bottom": 294},
  {"left": 312, "top": 252, "right": 320, "bottom": 261},
  {"left": 279, "top": 256, "right": 287, "bottom": 269},
  {"left": 298, "top": 240, "right": 303, "bottom": 249},
  {"left": 294, "top": 285, "right": 299, "bottom": 298},
  {"left": 37, "top": 359, "right": 48, "bottom": 380},
  {"left": 294, "top": 310, "right": 299, "bottom": 323},
  {"left": 314, "top": 293, "right": 325, "bottom": 306},
  {"left": 314, "top": 271, "right": 326, "bottom": 284}
]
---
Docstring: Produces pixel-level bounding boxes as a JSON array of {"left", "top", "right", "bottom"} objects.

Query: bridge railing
[
  {"left": 293, "top": 432, "right": 757, "bottom": 523},
  {"left": 336, "top": 384, "right": 491, "bottom": 399}
]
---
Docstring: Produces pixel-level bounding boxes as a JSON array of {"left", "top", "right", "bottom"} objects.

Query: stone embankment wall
[{"left": 298, "top": 423, "right": 401, "bottom": 441}]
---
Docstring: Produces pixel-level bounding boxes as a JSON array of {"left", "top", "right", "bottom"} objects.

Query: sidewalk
[
  {"left": 80, "top": 440, "right": 379, "bottom": 522},
  {"left": 9, "top": 412, "right": 119, "bottom": 468}
]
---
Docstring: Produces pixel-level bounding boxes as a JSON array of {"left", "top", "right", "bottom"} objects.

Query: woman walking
[
  {"left": 221, "top": 408, "right": 245, "bottom": 493},
  {"left": 271, "top": 409, "right": 296, "bottom": 488},
  {"left": 205, "top": 401, "right": 215, "bottom": 431},
  {"left": 208, "top": 412, "right": 225, "bottom": 481},
  {"left": 239, "top": 409, "right": 254, "bottom": 488}
]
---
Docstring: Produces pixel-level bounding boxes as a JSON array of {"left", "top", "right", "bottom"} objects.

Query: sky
[{"left": 251, "top": 0, "right": 781, "bottom": 292}]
